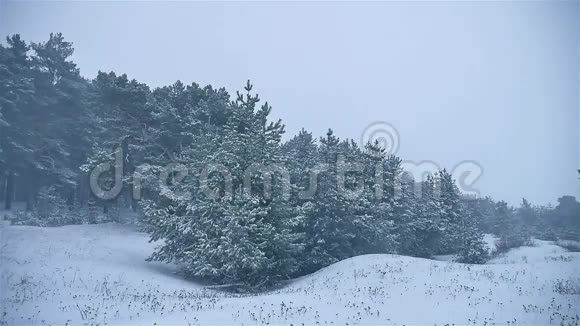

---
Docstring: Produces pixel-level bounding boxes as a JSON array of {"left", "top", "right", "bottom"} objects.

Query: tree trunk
[
  {"left": 0, "top": 172, "right": 5, "bottom": 205},
  {"left": 67, "top": 188, "right": 75, "bottom": 207},
  {"left": 79, "top": 173, "right": 88, "bottom": 208},
  {"left": 131, "top": 198, "right": 138, "bottom": 212},
  {"left": 24, "top": 175, "right": 37, "bottom": 212},
  {"left": 4, "top": 172, "right": 14, "bottom": 210},
  {"left": 26, "top": 191, "right": 34, "bottom": 211}
]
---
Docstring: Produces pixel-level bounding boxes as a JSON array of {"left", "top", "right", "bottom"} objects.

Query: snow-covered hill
[{"left": 1, "top": 223, "right": 578, "bottom": 325}]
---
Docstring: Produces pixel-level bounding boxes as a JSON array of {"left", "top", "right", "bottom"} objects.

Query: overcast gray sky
[{"left": 1, "top": 0, "right": 578, "bottom": 206}]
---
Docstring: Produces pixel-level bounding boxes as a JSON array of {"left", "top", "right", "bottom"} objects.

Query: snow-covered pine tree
[
  {"left": 517, "top": 198, "right": 536, "bottom": 238},
  {"left": 358, "top": 140, "right": 399, "bottom": 255},
  {"left": 493, "top": 200, "right": 531, "bottom": 253},
  {"left": 143, "top": 81, "right": 301, "bottom": 288},
  {"left": 0, "top": 35, "right": 33, "bottom": 210},
  {"left": 435, "top": 169, "right": 463, "bottom": 255},
  {"left": 1, "top": 33, "right": 90, "bottom": 212},
  {"left": 395, "top": 172, "right": 423, "bottom": 256},
  {"left": 301, "top": 129, "right": 354, "bottom": 272},
  {"left": 87, "top": 71, "right": 151, "bottom": 211},
  {"left": 411, "top": 174, "right": 444, "bottom": 257},
  {"left": 282, "top": 128, "right": 318, "bottom": 205},
  {"left": 469, "top": 196, "right": 497, "bottom": 234},
  {"left": 455, "top": 197, "right": 489, "bottom": 264}
]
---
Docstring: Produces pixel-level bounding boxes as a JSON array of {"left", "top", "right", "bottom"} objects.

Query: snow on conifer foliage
[
  {"left": 139, "top": 81, "right": 490, "bottom": 288},
  {"left": 141, "top": 81, "right": 303, "bottom": 289}
]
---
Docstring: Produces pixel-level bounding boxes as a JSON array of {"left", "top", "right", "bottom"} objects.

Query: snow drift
[{"left": 1, "top": 223, "right": 578, "bottom": 325}]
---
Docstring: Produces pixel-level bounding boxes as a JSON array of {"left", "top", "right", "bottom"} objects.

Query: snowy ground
[{"left": 1, "top": 223, "right": 578, "bottom": 325}]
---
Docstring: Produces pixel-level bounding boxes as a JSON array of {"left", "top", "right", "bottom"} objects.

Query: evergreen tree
[
  {"left": 411, "top": 174, "right": 444, "bottom": 257},
  {"left": 455, "top": 197, "right": 489, "bottom": 264},
  {"left": 436, "top": 169, "right": 463, "bottom": 254},
  {"left": 0, "top": 34, "right": 33, "bottom": 209},
  {"left": 1, "top": 33, "right": 89, "bottom": 210},
  {"left": 301, "top": 129, "right": 351, "bottom": 272},
  {"left": 143, "top": 81, "right": 301, "bottom": 288},
  {"left": 395, "top": 172, "right": 422, "bottom": 256},
  {"left": 359, "top": 141, "right": 399, "bottom": 255},
  {"left": 493, "top": 201, "right": 531, "bottom": 252}
]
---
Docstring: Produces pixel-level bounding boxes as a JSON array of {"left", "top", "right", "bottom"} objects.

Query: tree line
[{"left": 1, "top": 34, "right": 578, "bottom": 289}]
